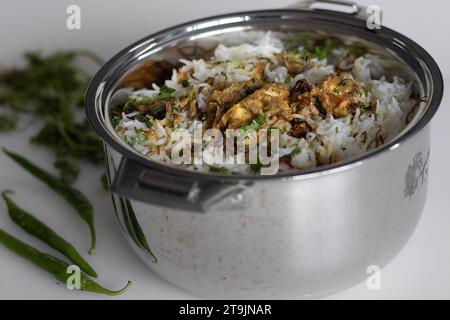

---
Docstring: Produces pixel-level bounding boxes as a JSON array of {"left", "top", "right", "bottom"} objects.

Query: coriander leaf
[
  {"left": 250, "top": 157, "right": 263, "bottom": 173},
  {"left": 0, "top": 114, "right": 17, "bottom": 131},
  {"left": 181, "top": 79, "right": 190, "bottom": 88},
  {"left": 241, "top": 115, "right": 268, "bottom": 132},
  {"left": 159, "top": 85, "right": 176, "bottom": 96},
  {"left": 290, "top": 147, "right": 301, "bottom": 157},
  {"left": 111, "top": 115, "right": 122, "bottom": 128},
  {"left": 135, "top": 129, "right": 147, "bottom": 144},
  {"left": 209, "top": 166, "right": 229, "bottom": 173},
  {"left": 144, "top": 114, "right": 153, "bottom": 128},
  {"left": 1, "top": 50, "right": 105, "bottom": 168},
  {"left": 284, "top": 75, "right": 292, "bottom": 85},
  {"left": 313, "top": 38, "right": 338, "bottom": 60},
  {"left": 32, "top": 118, "right": 104, "bottom": 164}
]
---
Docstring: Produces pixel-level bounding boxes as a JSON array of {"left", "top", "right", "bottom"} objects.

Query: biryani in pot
[{"left": 109, "top": 32, "right": 418, "bottom": 175}]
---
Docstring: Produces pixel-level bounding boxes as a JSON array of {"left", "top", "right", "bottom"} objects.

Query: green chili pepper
[
  {"left": 1, "top": 190, "right": 98, "bottom": 277},
  {"left": 0, "top": 228, "right": 131, "bottom": 296},
  {"left": 2, "top": 148, "right": 96, "bottom": 254},
  {"left": 125, "top": 199, "right": 158, "bottom": 263}
]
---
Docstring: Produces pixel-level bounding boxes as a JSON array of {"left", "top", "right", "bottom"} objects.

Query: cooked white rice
[{"left": 111, "top": 32, "right": 416, "bottom": 175}]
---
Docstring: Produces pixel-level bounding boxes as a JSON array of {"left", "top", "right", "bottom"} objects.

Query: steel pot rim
[{"left": 85, "top": 8, "right": 444, "bottom": 182}]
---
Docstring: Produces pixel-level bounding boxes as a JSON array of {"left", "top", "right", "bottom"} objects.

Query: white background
[{"left": 0, "top": 0, "right": 449, "bottom": 299}]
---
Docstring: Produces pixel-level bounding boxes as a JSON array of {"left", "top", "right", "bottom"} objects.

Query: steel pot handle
[
  {"left": 111, "top": 157, "right": 252, "bottom": 213},
  {"left": 289, "top": 0, "right": 372, "bottom": 20},
  {"left": 289, "top": 0, "right": 358, "bottom": 13}
]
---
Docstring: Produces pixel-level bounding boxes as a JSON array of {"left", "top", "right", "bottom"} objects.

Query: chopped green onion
[
  {"left": 159, "top": 85, "right": 176, "bottom": 96},
  {"left": 241, "top": 115, "right": 268, "bottom": 133},
  {"left": 181, "top": 79, "right": 190, "bottom": 88},
  {"left": 144, "top": 114, "right": 153, "bottom": 128},
  {"left": 290, "top": 147, "right": 301, "bottom": 157},
  {"left": 111, "top": 115, "right": 122, "bottom": 127},
  {"left": 209, "top": 166, "right": 229, "bottom": 173},
  {"left": 135, "top": 130, "right": 147, "bottom": 144},
  {"left": 284, "top": 75, "right": 292, "bottom": 85}
]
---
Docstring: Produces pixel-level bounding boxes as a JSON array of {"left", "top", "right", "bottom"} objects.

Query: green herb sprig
[{"left": 0, "top": 50, "right": 104, "bottom": 184}]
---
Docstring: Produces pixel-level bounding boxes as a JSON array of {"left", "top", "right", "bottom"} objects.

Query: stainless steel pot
[{"left": 85, "top": 0, "right": 443, "bottom": 298}]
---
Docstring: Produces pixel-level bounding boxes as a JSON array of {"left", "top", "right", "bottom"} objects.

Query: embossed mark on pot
[{"left": 404, "top": 150, "right": 430, "bottom": 198}]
